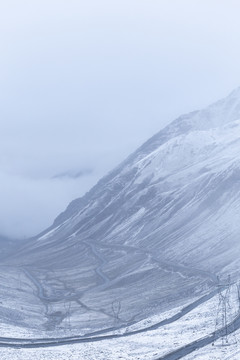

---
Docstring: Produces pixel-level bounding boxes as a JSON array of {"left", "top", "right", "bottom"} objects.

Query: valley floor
[{"left": 0, "top": 285, "right": 239, "bottom": 360}]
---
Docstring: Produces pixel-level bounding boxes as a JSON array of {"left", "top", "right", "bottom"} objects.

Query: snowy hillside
[
  {"left": 3, "top": 88, "right": 240, "bottom": 338},
  {"left": 18, "top": 87, "right": 240, "bottom": 273}
]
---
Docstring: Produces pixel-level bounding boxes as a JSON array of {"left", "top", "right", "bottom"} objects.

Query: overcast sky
[{"left": 1, "top": 0, "right": 240, "bottom": 239}]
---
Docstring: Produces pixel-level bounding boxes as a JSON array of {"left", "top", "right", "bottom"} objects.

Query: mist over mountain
[
  {"left": 22, "top": 87, "right": 240, "bottom": 272},
  {"left": 3, "top": 88, "right": 238, "bottom": 338},
  {"left": 2, "top": 1, "right": 240, "bottom": 358}
]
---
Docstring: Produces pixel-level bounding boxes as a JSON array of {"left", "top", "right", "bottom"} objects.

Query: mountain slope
[
  {"left": 6, "top": 87, "right": 240, "bottom": 333},
  {"left": 20, "top": 88, "right": 240, "bottom": 271}
]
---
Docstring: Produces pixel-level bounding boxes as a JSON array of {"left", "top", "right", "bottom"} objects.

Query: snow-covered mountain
[
  {"left": 23, "top": 88, "right": 240, "bottom": 269},
  {"left": 8, "top": 87, "right": 240, "bottom": 331}
]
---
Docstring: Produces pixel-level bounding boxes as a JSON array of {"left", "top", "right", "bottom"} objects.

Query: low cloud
[
  {"left": 1, "top": 1, "right": 240, "bottom": 238},
  {"left": 52, "top": 168, "right": 93, "bottom": 180},
  {"left": 0, "top": 171, "right": 99, "bottom": 239}
]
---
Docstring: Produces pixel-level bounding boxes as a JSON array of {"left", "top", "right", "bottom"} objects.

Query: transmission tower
[
  {"left": 237, "top": 281, "right": 240, "bottom": 312},
  {"left": 111, "top": 300, "right": 121, "bottom": 326},
  {"left": 213, "top": 275, "right": 237, "bottom": 346}
]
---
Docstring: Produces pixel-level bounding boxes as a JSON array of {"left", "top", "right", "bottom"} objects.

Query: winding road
[
  {"left": 0, "top": 239, "right": 228, "bottom": 359},
  {"left": 0, "top": 287, "right": 221, "bottom": 349},
  {"left": 0, "top": 261, "right": 220, "bottom": 351},
  {"left": 156, "top": 310, "right": 240, "bottom": 360}
]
